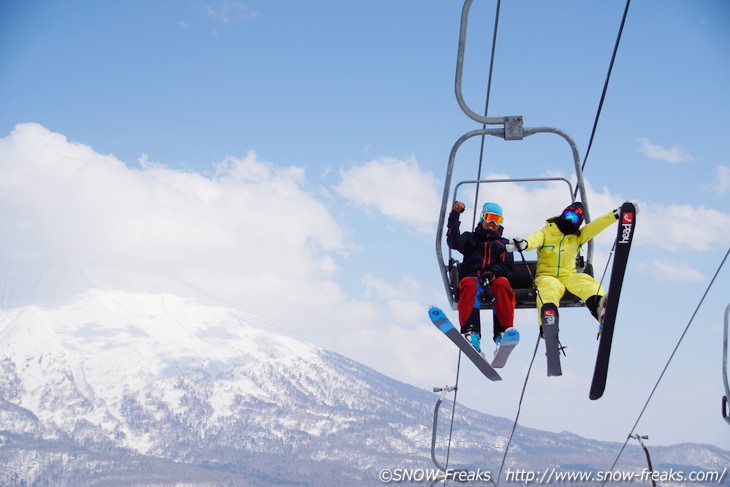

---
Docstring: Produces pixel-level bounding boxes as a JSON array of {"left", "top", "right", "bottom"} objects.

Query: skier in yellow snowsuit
[{"left": 506, "top": 201, "right": 636, "bottom": 323}]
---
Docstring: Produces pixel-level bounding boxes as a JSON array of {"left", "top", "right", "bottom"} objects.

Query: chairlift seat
[{"left": 448, "top": 259, "right": 590, "bottom": 310}]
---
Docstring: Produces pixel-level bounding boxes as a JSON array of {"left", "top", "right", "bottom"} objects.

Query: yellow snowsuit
[{"left": 523, "top": 210, "right": 618, "bottom": 321}]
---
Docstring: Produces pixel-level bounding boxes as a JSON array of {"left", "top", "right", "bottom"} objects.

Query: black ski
[
  {"left": 590, "top": 202, "right": 637, "bottom": 400},
  {"left": 428, "top": 306, "right": 502, "bottom": 381},
  {"left": 542, "top": 303, "right": 562, "bottom": 376}
]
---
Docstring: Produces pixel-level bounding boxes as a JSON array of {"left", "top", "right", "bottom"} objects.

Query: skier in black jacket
[{"left": 447, "top": 201, "right": 516, "bottom": 352}]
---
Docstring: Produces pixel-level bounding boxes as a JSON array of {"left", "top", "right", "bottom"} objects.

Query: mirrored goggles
[
  {"left": 481, "top": 211, "right": 503, "bottom": 225},
  {"left": 561, "top": 209, "right": 583, "bottom": 225}
]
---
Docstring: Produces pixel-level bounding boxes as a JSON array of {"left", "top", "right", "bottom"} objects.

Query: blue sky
[{"left": 1, "top": 0, "right": 729, "bottom": 455}]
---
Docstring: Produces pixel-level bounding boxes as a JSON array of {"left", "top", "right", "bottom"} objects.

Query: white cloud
[
  {"left": 361, "top": 273, "right": 427, "bottom": 326},
  {"left": 3, "top": 123, "right": 727, "bottom": 411},
  {"left": 450, "top": 172, "right": 624, "bottom": 242},
  {"left": 0, "top": 123, "right": 350, "bottom": 315},
  {"left": 335, "top": 156, "right": 441, "bottom": 235},
  {"left": 711, "top": 164, "right": 730, "bottom": 194},
  {"left": 0, "top": 123, "right": 443, "bottom": 389},
  {"left": 636, "top": 137, "right": 695, "bottom": 163},
  {"left": 638, "top": 260, "right": 704, "bottom": 282},
  {"left": 434, "top": 172, "right": 730, "bottom": 275},
  {"left": 637, "top": 203, "right": 730, "bottom": 252},
  {"left": 204, "top": 1, "right": 259, "bottom": 23}
]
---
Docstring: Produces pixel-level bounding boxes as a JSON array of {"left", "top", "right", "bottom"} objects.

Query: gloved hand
[
  {"left": 505, "top": 238, "right": 527, "bottom": 253},
  {"left": 481, "top": 271, "right": 496, "bottom": 283},
  {"left": 452, "top": 201, "right": 465, "bottom": 213},
  {"left": 613, "top": 200, "right": 640, "bottom": 218}
]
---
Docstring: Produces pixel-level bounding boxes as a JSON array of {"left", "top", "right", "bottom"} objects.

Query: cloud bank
[
  {"left": 712, "top": 164, "right": 730, "bottom": 194},
  {"left": 1, "top": 123, "right": 727, "bottom": 390},
  {"left": 0, "top": 123, "right": 349, "bottom": 312},
  {"left": 637, "top": 137, "right": 695, "bottom": 164},
  {"left": 4, "top": 123, "right": 727, "bottom": 305},
  {"left": 335, "top": 156, "right": 441, "bottom": 235}
]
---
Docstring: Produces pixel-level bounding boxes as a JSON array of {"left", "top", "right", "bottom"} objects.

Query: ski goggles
[
  {"left": 481, "top": 211, "right": 503, "bottom": 225},
  {"left": 561, "top": 209, "right": 584, "bottom": 225}
]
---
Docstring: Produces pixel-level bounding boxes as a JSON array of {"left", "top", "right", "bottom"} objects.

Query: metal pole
[
  {"left": 629, "top": 434, "right": 656, "bottom": 487},
  {"left": 722, "top": 303, "right": 730, "bottom": 425},
  {"left": 430, "top": 386, "right": 457, "bottom": 472}
]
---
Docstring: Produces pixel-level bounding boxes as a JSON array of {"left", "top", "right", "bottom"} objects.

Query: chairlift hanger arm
[
  {"left": 430, "top": 386, "right": 455, "bottom": 472},
  {"left": 629, "top": 434, "right": 657, "bottom": 487},
  {"left": 455, "top": 0, "right": 505, "bottom": 126}
]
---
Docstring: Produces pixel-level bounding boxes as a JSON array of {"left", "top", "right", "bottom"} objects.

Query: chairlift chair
[{"left": 435, "top": 0, "right": 595, "bottom": 312}]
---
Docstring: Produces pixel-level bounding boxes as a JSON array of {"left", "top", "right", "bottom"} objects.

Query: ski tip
[
  {"left": 504, "top": 328, "right": 519, "bottom": 339},
  {"left": 500, "top": 328, "right": 520, "bottom": 346},
  {"left": 589, "top": 383, "right": 605, "bottom": 400}
]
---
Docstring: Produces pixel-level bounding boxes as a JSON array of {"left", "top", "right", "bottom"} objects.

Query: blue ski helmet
[{"left": 480, "top": 202, "right": 503, "bottom": 224}]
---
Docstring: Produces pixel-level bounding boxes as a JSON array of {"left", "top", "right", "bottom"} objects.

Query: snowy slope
[
  {"left": 0, "top": 286, "right": 440, "bottom": 485},
  {"left": 1, "top": 289, "right": 344, "bottom": 450},
  {"left": 0, "top": 284, "right": 728, "bottom": 486}
]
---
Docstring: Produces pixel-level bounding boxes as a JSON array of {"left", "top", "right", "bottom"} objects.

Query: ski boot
[
  {"left": 587, "top": 294, "right": 608, "bottom": 336},
  {"left": 465, "top": 331, "right": 481, "bottom": 353},
  {"left": 587, "top": 294, "right": 608, "bottom": 323}
]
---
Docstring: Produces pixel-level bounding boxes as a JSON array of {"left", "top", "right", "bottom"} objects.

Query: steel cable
[
  {"left": 601, "top": 247, "right": 730, "bottom": 485},
  {"left": 574, "top": 0, "right": 632, "bottom": 199}
]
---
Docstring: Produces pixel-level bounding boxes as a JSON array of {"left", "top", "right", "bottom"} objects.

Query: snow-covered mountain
[{"left": 0, "top": 282, "right": 727, "bottom": 486}]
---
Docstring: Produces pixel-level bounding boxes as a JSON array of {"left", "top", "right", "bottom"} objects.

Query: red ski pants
[{"left": 457, "top": 276, "right": 515, "bottom": 335}]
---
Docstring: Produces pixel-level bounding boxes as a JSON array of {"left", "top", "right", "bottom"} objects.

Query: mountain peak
[{"left": 1, "top": 287, "right": 727, "bottom": 486}]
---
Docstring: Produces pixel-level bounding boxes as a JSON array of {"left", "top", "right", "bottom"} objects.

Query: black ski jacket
[{"left": 446, "top": 210, "right": 514, "bottom": 280}]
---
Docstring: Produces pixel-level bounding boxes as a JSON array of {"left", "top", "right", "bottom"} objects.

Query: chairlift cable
[
  {"left": 471, "top": 0, "right": 502, "bottom": 228},
  {"left": 437, "top": 0, "right": 627, "bottom": 476},
  {"left": 443, "top": 352, "right": 463, "bottom": 476},
  {"left": 574, "top": 0, "right": 632, "bottom": 199},
  {"left": 493, "top": 248, "right": 544, "bottom": 485},
  {"left": 462, "top": 3, "right": 544, "bottom": 480},
  {"left": 600, "top": 246, "right": 730, "bottom": 485},
  {"left": 433, "top": 4, "right": 505, "bottom": 478},
  {"left": 495, "top": 327, "right": 542, "bottom": 485}
]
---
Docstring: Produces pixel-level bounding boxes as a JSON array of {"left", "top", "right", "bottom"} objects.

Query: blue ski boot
[
  {"left": 465, "top": 332, "right": 481, "bottom": 353},
  {"left": 491, "top": 328, "right": 520, "bottom": 368}
]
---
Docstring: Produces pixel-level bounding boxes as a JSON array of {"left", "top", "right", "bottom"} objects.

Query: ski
[
  {"left": 589, "top": 202, "right": 637, "bottom": 400},
  {"left": 428, "top": 306, "right": 502, "bottom": 381},
  {"left": 491, "top": 328, "right": 519, "bottom": 368},
  {"left": 542, "top": 303, "right": 562, "bottom": 376}
]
